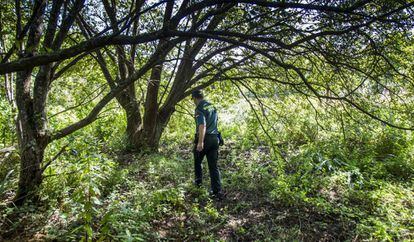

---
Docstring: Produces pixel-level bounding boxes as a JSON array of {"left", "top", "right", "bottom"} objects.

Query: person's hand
[{"left": 196, "top": 142, "right": 204, "bottom": 152}]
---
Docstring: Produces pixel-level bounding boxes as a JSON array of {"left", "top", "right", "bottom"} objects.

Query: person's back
[{"left": 195, "top": 100, "right": 219, "bottom": 135}]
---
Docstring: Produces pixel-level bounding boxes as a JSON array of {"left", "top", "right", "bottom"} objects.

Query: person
[{"left": 191, "top": 89, "right": 222, "bottom": 198}]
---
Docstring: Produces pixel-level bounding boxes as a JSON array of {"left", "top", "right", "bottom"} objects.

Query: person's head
[{"left": 191, "top": 90, "right": 204, "bottom": 105}]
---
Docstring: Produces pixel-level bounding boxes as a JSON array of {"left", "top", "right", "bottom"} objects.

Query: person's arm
[
  {"left": 197, "top": 124, "right": 206, "bottom": 151},
  {"left": 195, "top": 109, "right": 206, "bottom": 151}
]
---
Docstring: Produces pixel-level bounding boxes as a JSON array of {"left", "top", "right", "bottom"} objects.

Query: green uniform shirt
[{"left": 195, "top": 100, "right": 219, "bottom": 135}]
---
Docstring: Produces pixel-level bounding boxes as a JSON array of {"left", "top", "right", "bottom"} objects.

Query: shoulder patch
[{"left": 205, "top": 105, "right": 215, "bottom": 112}]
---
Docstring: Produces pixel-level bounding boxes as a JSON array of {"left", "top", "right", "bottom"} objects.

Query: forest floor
[
  {"left": 1, "top": 144, "right": 355, "bottom": 241},
  {"left": 138, "top": 145, "right": 354, "bottom": 241},
  {"left": 1, "top": 140, "right": 413, "bottom": 241}
]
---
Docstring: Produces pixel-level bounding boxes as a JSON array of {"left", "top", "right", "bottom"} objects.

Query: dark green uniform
[
  {"left": 195, "top": 100, "right": 219, "bottom": 135},
  {"left": 194, "top": 100, "right": 222, "bottom": 194}
]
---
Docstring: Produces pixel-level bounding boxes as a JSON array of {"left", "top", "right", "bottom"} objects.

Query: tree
[
  {"left": 80, "top": 1, "right": 239, "bottom": 151},
  {"left": 88, "top": 0, "right": 414, "bottom": 151},
  {"left": 12, "top": 0, "right": 87, "bottom": 205},
  {"left": 3, "top": 0, "right": 179, "bottom": 205},
  {"left": 0, "top": 0, "right": 413, "bottom": 205}
]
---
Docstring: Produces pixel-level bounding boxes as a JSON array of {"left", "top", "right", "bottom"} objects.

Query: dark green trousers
[{"left": 193, "top": 134, "right": 222, "bottom": 194}]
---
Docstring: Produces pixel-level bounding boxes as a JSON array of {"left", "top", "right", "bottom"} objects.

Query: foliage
[
  {"left": 1, "top": 89, "right": 414, "bottom": 240},
  {"left": 0, "top": 1, "right": 414, "bottom": 240}
]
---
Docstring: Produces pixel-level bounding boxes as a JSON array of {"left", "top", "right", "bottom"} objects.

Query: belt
[{"left": 195, "top": 133, "right": 218, "bottom": 137}]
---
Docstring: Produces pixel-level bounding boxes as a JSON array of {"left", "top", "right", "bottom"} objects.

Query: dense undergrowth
[{"left": 1, "top": 97, "right": 414, "bottom": 241}]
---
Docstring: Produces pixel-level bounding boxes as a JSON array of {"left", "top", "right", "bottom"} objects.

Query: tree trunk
[
  {"left": 124, "top": 101, "right": 143, "bottom": 150},
  {"left": 139, "top": 63, "right": 162, "bottom": 151},
  {"left": 14, "top": 134, "right": 46, "bottom": 205},
  {"left": 115, "top": 85, "right": 143, "bottom": 151},
  {"left": 14, "top": 70, "right": 48, "bottom": 205},
  {"left": 153, "top": 106, "right": 175, "bottom": 149},
  {"left": 135, "top": 104, "right": 175, "bottom": 151},
  {"left": 121, "top": 101, "right": 174, "bottom": 153}
]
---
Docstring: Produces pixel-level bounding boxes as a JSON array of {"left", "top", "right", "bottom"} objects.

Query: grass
[{"left": 2, "top": 135, "right": 413, "bottom": 241}]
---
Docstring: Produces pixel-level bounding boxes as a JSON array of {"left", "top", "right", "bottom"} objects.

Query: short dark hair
[{"left": 191, "top": 89, "right": 204, "bottom": 99}]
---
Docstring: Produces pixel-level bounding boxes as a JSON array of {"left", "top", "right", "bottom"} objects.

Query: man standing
[{"left": 192, "top": 90, "right": 222, "bottom": 198}]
